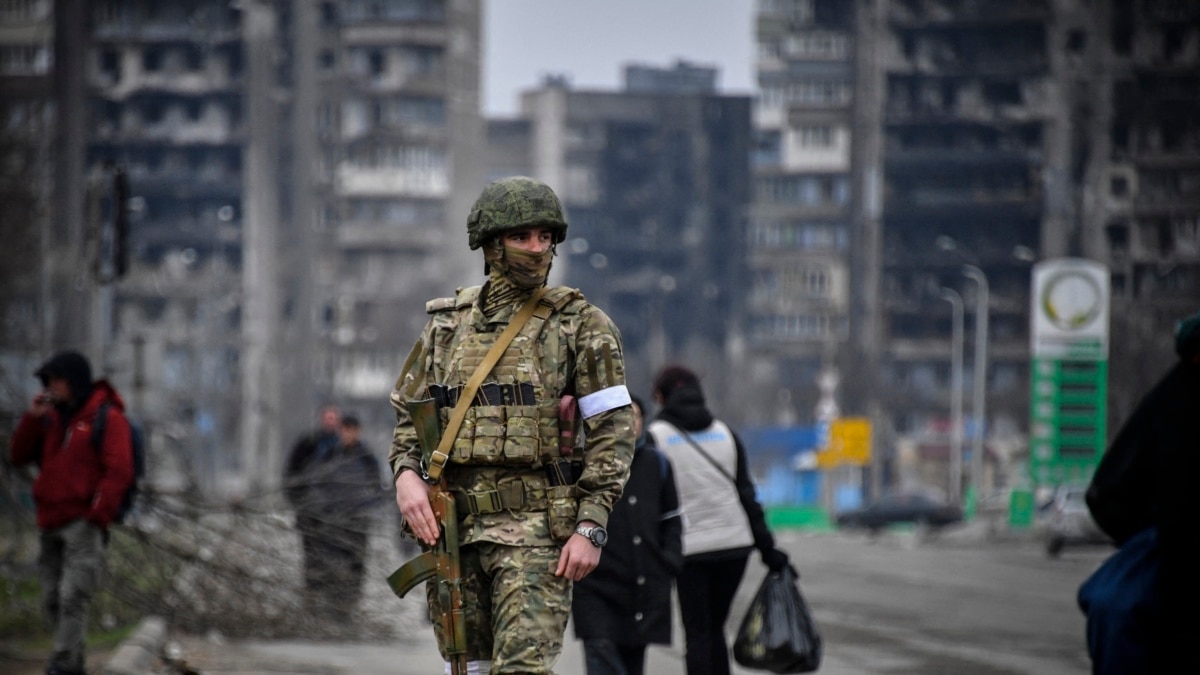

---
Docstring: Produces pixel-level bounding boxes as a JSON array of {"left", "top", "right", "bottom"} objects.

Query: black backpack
[{"left": 90, "top": 402, "right": 146, "bottom": 523}]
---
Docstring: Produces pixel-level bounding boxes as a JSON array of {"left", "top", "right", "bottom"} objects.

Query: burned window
[
  {"left": 1106, "top": 222, "right": 1129, "bottom": 254},
  {"left": 368, "top": 49, "right": 385, "bottom": 76},
  {"left": 1111, "top": 120, "right": 1130, "bottom": 156},
  {"left": 100, "top": 49, "right": 120, "bottom": 81},
  {"left": 142, "top": 46, "right": 164, "bottom": 72},
  {"left": 1110, "top": 174, "right": 1129, "bottom": 198},
  {"left": 320, "top": 2, "right": 337, "bottom": 25},
  {"left": 184, "top": 99, "right": 202, "bottom": 121},
  {"left": 983, "top": 81, "right": 1021, "bottom": 105},
  {"left": 184, "top": 44, "right": 204, "bottom": 71},
  {"left": 141, "top": 100, "right": 164, "bottom": 124},
  {"left": 1066, "top": 29, "right": 1087, "bottom": 54}
]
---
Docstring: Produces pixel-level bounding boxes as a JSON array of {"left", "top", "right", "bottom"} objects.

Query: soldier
[{"left": 390, "top": 176, "right": 634, "bottom": 673}]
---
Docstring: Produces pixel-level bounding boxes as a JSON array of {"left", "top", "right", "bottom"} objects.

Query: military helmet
[{"left": 467, "top": 176, "right": 568, "bottom": 250}]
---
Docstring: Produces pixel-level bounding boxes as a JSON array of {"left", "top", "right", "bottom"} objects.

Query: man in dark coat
[
  {"left": 284, "top": 407, "right": 384, "bottom": 619},
  {"left": 572, "top": 396, "right": 683, "bottom": 675},
  {"left": 1082, "top": 309, "right": 1200, "bottom": 674},
  {"left": 9, "top": 350, "right": 135, "bottom": 675}
]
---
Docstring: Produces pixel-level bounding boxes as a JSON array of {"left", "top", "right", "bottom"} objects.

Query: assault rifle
[
  {"left": 388, "top": 396, "right": 468, "bottom": 675},
  {"left": 388, "top": 484, "right": 468, "bottom": 675}
]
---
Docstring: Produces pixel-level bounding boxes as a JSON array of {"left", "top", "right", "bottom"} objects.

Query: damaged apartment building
[
  {"left": 32, "top": 0, "right": 481, "bottom": 493},
  {"left": 484, "top": 63, "right": 752, "bottom": 409},
  {"left": 743, "top": 0, "right": 857, "bottom": 427},
  {"left": 851, "top": 0, "right": 1200, "bottom": 494}
]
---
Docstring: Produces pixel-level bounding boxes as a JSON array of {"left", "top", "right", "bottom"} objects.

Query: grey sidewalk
[{"left": 114, "top": 615, "right": 699, "bottom": 674}]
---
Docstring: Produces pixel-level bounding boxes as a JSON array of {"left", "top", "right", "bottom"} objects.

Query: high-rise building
[
  {"left": 1099, "top": 1, "right": 1200, "bottom": 420},
  {"left": 291, "top": 0, "right": 482, "bottom": 462},
  {"left": 852, "top": 0, "right": 1199, "bottom": 495},
  {"left": 490, "top": 63, "right": 752, "bottom": 409},
  {"left": 0, "top": 0, "right": 54, "bottom": 366},
  {"left": 34, "top": 0, "right": 481, "bottom": 493},
  {"left": 746, "top": 0, "right": 857, "bottom": 426}
]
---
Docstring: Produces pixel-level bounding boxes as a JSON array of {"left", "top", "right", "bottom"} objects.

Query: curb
[{"left": 103, "top": 616, "right": 166, "bottom": 675}]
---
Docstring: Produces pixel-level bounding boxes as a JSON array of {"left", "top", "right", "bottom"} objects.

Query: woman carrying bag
[{"left": 647, "top": 365, "right": 792, "bottom": 675}]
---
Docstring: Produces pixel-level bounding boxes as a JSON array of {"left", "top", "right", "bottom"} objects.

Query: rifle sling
[{"left": 425, "top": 287, "right": 550, "bottom": 482}]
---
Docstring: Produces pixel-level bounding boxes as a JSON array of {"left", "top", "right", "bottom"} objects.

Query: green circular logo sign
[{"left": 1041, "top": 270, "right": 1102, "bottom": 330}]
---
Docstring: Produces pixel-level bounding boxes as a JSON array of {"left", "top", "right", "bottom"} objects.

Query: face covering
[
  {"left": 481, "top": 240, "right": 555, "bottom": 316},
  {"left": 484, "top": 240, "right": 554, "bottom": 290}
]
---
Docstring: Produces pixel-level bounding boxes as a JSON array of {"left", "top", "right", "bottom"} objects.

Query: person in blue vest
[{"left": 647, "top": 365, "right": 791, "bottom": 675}]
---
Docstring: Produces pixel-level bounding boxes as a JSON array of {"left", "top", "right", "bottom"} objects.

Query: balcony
[
  {"left": 887, "top": 0, "right": 1049, "bottom": 29},
  {"left": 335, "top": 165, "right": 449, "bottom": 198}
]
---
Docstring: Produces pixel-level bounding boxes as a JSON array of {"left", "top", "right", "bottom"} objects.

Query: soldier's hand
[
  {"left": 555, "top": 535, "right": 601, "bottom": 581},
  {"left": 395, "top": 470, "right": 438, "bottom": 546}
]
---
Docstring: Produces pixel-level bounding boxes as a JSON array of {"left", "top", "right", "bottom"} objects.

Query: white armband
[{"left": 578, "top": 384, "right": 632, "bottom": 419}]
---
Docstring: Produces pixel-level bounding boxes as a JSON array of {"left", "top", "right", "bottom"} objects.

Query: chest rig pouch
[{"left": 433, "top": 286, "right": 580, "bottom": 469}]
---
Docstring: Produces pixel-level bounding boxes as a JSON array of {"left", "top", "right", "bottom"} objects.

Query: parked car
[
  {"left": 1038, "top": 484, "right": 1111, "bottom": 557},
  {"left": 834, "top": 492, "right": 964, "bottom": 533}
]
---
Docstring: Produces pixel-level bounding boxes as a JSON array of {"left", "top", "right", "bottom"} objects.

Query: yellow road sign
[{"left": 816, "top": 417, "right": 872, "bottom": 468}]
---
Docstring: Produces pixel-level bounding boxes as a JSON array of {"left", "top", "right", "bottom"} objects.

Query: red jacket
[{"left": 9, "top": 380, "right": 134, "bottom": 531}]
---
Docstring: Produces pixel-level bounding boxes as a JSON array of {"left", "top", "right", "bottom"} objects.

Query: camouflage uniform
[{"left": 389, "top": 177, "right": 634, "bottom": 673}]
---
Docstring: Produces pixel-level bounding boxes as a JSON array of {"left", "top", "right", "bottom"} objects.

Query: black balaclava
[{"left": 35, "top": 350, "right": 94, "bottom": 414}]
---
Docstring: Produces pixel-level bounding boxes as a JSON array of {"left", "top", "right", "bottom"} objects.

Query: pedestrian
[
  {"left": 647, "top": 365, "right": 792, "bottom": 675},
  {"left": 9, "top": 350, "right": 135, "bottom": 675},
  {"left": 390, "top": 176, "right": 634, "bottom": 674},
  {"left": 325, "top": 415, "right": 385, "bottom": 619},
  {"left": 284, "top": 405, "right": 384, "bottom": 619},
  {"left": 572, "top": 395, "right": 684, "bottom": 675},
  {"left": 1079, "top": 309, "right": 1200, "bottom": 674}
]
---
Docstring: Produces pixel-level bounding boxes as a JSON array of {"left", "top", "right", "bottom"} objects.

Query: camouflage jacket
[{"left": 389, "top": 284, "right": 634, "bottom": 546}]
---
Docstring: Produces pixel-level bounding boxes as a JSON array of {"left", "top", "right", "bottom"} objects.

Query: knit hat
[
  {"left": 1176, "top": 309, "right": 1200, "bottom": 364},
  {"left": 35, "top": 350, "right": 94, "bottom": 405}
]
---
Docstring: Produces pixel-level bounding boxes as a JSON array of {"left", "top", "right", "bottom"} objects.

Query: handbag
[
  {"left": 1076, "top": 526, "right": 1159, "bottom": 673},
  {"left": 733, "top": 566, "right": 823, "bottom": 673}
]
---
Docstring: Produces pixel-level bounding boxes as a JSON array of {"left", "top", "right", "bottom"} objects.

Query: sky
[{"left": 483, "top": 0, "right": 755, "bottom": 116}]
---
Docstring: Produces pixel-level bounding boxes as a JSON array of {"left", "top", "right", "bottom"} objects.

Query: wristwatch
[{"left": 575, "top": 523, "right": 608, "bottom": 548}]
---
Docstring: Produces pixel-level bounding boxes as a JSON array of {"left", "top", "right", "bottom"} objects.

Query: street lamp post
[
  {"left": 962, "top": 264, "right": 989, "bottom": 511},
  {"left": 940, "top": 287, "right": 964, "bottom": 505}
]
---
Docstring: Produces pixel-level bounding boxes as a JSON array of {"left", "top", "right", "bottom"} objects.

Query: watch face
[{"left": 591, "top": 528, "right": 608, "bottom": 547}]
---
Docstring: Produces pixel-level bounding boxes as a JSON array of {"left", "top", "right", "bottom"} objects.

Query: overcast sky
[{"left": 483, "top": 0, "right": 755, "bottom": 116}]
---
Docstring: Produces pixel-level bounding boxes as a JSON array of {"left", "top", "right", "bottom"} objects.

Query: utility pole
[
  {"left": 239, "top": 1, "right": 282, "bottom": 496},
  {"left": 52, "top": 0, "right": 89, "bottom": 350},
  {"left": 940, "top": 286, "right": 964, "bottom": 505},
  {"left": 283, "top": 0, "right": 320, "bottom": 478},
  {"left": 962, "top": 264, "right": 989, "bottom": 510}
]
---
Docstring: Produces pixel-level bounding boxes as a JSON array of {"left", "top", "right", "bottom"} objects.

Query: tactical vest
[{"left": 427, "top": 285, "right": 582, "bottom": 469}]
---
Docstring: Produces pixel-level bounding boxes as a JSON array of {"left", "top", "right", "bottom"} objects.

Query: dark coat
[
  {"left": 1085, "top": 359, "right": 1200, "bottom": 670},
  {"left": 285, "top": 433, "right": 383, "bottom": 526},
  {"left": 572, "top": 432, "right": 683, "bottom": 645},
  {"left": 10, "top": 380, "right": 134, "bottom": 531}
]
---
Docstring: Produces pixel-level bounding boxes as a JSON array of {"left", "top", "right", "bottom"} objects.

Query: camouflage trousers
[
  {"left": 38, "top": 519, "right": 106, "bottom": 673},
  {"left": 426, "top": 541, "right": 570, "bottom": 673}
]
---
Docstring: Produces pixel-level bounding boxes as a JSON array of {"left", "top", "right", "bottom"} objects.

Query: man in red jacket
[{"left": 9, "top": 350, "right": 134, "bottom": 675}]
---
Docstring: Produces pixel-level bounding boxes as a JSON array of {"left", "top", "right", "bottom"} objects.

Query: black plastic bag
[{"left": 733, "top": 567, "right": 822, "bottom": 673}]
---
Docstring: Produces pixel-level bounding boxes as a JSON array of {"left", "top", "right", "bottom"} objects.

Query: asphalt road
[
  {"left": 134, "top": 523, "right": 1112, "bottom": 674},
  {"left": 765, "top": 526, "right": 1109, "bottom": 674}
]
